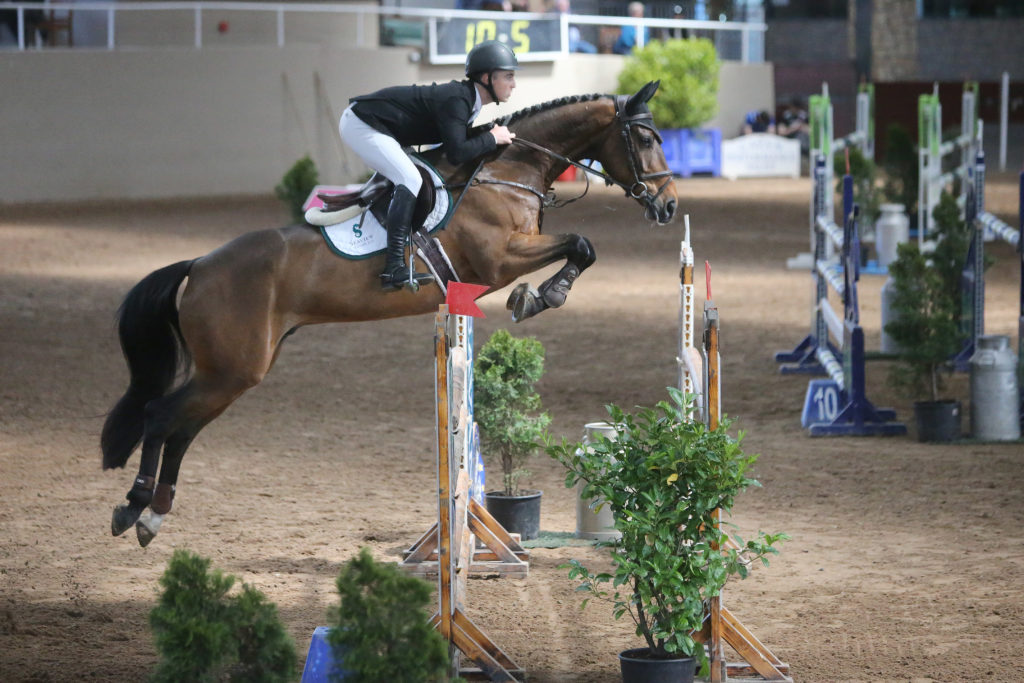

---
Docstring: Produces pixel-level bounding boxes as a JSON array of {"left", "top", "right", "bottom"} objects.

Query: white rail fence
[{"left": 1, "top": 1, "right": 766, "bottom": 62}]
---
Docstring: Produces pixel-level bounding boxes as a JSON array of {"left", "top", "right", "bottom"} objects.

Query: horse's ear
[{"left": 626, "top": 80, "right": 660, "bottom": 113}]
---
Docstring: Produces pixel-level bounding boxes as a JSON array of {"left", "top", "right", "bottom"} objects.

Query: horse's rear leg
[
  {"left": 110, "top": 375, "right": 248, "bottom": 543},
  {"left": 111, "top": 389, "right": 190, "bottom": 537},
  {"left": 126, "top": 355, "right": 277, "bottom": 545},
  {"left": 134, "top": 429, "right": 196, "bottom": 547},
  {"left": 506, "top": 234, "right": 596, "bottom": 322}
]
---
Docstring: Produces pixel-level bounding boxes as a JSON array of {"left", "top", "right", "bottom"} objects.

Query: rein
[{"left": 459, "top": 97, "right": 674, "bottom": 214}]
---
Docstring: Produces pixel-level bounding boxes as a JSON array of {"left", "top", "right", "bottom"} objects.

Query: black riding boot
[{"left": 381, "top": 185, "right": 433, "bottom": 290}]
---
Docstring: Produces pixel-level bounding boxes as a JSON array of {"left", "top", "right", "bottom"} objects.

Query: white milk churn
[
  {"left": 874, "top": 203, "right": 910, "bottom": 268},
  {"left": 879, "top": 276, "right": 901, "bottom": 354},
  {"left": 575, "top": 422, "right": 621, "bottom": 541},
  {"left": 969, "top": 335, "right": 1021, "bottom": 440}
]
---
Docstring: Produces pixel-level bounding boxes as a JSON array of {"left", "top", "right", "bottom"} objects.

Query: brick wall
[
  {"left": 870, "top": 0, "right": 917, "bottom": 81},
  {"left": 917, "top": 19, "right": 1024, "bottom": 82},
  {"left": 765, "top": 19, "right": 856, "bottom": 133},
  {"left": 765, "top": 19, "right": 848, "bottom": 64}
]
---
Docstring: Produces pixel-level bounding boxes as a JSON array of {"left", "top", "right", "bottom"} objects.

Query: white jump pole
[{"left": 1000, "top": 71, "right": 1009, "bottom": 172}]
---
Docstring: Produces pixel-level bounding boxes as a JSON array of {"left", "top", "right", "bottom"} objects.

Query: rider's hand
[{"left": 491, "top": 126, "right": 516, "bottom": 146}]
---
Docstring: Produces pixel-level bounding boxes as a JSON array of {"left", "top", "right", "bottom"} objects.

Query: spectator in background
[
  {"left": 612, "top": 2, "right": 649, "bottom": 55},
  {"left": 742, "top": 109, "right": 776, "bottom": 135},
  {"left": 554, "top": 0, "right": 597, "bottom": 53},
  {"left": 777, "top": 98, "right": 809, "bottom": 153}
]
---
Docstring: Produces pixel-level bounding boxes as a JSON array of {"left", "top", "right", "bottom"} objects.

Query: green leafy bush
[
  {"left": 547, "top": 389, "right": 785, "bottom": 667},
  {"left": 149, "top": 549, "right": 295, "bottom": 683},
  {"left": 617, "top": 39, "right": 719, "bottom": 129},
  {"left": 327, "top": 548, "right": 449, "bottom": 683},
  {"left": 474, "top": 329, "right": 551, "bottom": 496},
  {"left": 275, "top": 155, "right": 319, "bottom": 223}
]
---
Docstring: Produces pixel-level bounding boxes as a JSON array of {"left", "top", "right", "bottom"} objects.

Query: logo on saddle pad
[{"left": 305, "top": 157, "right": 452, "bottom": 259}]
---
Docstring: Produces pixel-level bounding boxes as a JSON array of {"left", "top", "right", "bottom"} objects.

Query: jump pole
[
  {"left": 690, "top": 267, "right": 791, "bottom": 682},
  {"left": 678, "top": 216, "right": 705, "bottom": 421},
  {"left": 917, "top": 82, "right": 978, "bottom": 245},
  {"left": 775, "top": 157, "right": 906, "bottom": 436},
  {"left": 787, "top": 82, "right": 874, "bottom": 269},
  {"left": 403, "top": 304, "right": 525, "bottom": 682}
]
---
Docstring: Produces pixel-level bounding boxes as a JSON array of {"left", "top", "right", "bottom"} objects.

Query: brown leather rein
[{"left": 462, "top": 96, "right": 675, "bottom": 213}]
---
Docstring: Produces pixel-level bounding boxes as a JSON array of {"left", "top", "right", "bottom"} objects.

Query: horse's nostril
[{"left": 665, "top": 200, "right": 677, "bottom": 218}]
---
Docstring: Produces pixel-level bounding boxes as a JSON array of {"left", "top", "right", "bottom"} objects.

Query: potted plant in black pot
[
  {"left": 617, "top": 39, "right": 721, "bottom": 177},
  {"left": 885, "top": 190, "right": 977, "bottom": 441},
  {"left": 547, "top": 389, "right": 785, "bottom": 682},
  {"left": 474, "top": 329, "right": 551, "bottom": 541}
]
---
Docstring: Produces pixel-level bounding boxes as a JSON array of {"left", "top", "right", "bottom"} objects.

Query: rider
[{"left": 340, "top": 40, "right": 519, "bottom": 290}]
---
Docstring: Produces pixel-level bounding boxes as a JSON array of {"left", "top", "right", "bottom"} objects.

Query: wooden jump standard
[
  {"left": 402, "top": 306, "right": 526, "bottom": 682},
  {"left": 683, "top": 258, "right": 792, "bottom": 682}
]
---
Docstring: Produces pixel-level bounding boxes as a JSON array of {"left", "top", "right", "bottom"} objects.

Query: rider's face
[{"left": 487, "top": 70, "right": 517, "bottom": 103}]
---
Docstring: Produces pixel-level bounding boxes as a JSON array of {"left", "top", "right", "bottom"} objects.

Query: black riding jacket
[{"left": 350, "top": 80, "right": 497, "bottom": 166}]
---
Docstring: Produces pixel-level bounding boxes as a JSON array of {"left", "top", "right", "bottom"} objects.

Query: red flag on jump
[{"left": 446, "top": 282, "right": 489, "bottom": 318}]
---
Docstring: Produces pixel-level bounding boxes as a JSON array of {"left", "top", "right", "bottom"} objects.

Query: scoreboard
[{"left": 427, "top": 16, "right": 562, "bottom": 64}]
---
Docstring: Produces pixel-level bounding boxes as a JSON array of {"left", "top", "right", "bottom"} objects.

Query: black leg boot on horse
[
  {"left": 380, "top": 185, "right": 433, "bottom": 291},
  {"left": 507, "top": 234, "right": 597, "bottom": 322}
]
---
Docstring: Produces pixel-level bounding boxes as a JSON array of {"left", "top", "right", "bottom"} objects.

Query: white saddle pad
[{"left": 310, "top": 158, "right": 451, "bottom": 258}]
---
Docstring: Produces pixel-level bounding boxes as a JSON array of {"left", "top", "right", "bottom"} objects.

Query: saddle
[
  {"left": 315, "top": 164, "right": 437, "bottom": 229},
  {"left": 309, "top": 162, "right": 461, "bottom": 293}
]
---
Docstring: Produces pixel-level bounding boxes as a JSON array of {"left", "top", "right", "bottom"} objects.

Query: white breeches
[{"left": 339, "top": 105, "right": 422, "bottom": 195}]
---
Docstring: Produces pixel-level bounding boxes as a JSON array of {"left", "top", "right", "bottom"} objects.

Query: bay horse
[{"left": 102, "top": 80, "right": 678, "bottom": 546}]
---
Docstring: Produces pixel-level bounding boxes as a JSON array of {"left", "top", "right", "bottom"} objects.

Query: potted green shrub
[
  {"left": 617, "top": 39, "right": 721, "bottom": 177},
  {"left": 474, "top": 329, "right": 551, "bottom": 541},
  {"left": 324, "top": 548, "right": 451, "bottom": 682},
  {"left": 547, "top": 389, "right": 785, "bottom": 681},
  {"left": 885, "top": 191, "right": 978, "bottom": 441}
]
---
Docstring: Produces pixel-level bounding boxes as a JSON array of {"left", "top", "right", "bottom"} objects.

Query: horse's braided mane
[{"left": 504, "top": 93, "right": 608, "bottom": 124}]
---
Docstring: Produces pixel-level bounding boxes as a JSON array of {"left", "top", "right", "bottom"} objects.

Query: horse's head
[{"left": 596, "top": 81, "right": 678, "bottom": 224}]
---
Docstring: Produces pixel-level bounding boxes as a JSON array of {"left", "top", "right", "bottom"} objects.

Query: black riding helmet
[{"left": 465, "top": 40, "right": 520, "bottom": 104}]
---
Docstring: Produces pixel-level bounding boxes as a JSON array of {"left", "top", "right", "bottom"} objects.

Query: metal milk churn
[
  {"left": 874, "top": 203, "right": 909, "bottom": 268},
  {"left": 575, "top": 422, "right": 621, "bottom": 541},
  {"left": 880, "top": 276, "right": 901, "bottom": 354},
  {"left": 969, "top": 335, "right": 1021, "bottom": 440}
]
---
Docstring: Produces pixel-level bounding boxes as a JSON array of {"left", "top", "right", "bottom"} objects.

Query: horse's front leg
[{"left": 504, "top": 233, "right": 596, "bottom": 322}]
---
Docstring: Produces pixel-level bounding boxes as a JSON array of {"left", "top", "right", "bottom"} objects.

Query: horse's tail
[{"left": 101, "top": 260, "right": 194, "bottom": 470}]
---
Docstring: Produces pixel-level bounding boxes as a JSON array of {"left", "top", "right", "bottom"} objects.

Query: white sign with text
[{"left": 721, "top": 134, "right": 801, "bottom": 180}]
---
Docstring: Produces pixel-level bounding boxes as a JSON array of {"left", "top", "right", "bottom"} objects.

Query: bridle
[
  {"left": 464, "top": 96, "right": 674, "bottom": 216},
  {"left": 610, "top": 94, "right": 674, "bottom": 207}
]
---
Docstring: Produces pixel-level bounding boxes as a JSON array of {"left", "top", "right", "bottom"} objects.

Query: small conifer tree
[
  {"left": 327, "top": 548, "right": 450, "bottom": 682},
  {"left": 149, "top": 549, "right": 295, "bottom": 683},
  {"left": 473, "top": 329, "right": 551, "bottom": 496}
]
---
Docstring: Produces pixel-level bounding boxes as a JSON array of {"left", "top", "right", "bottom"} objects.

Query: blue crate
[
  {"left": 659, "top": 127, "right": 722, "bottom": 177},
  {"left": 301, "top": 627, "right": 349, "bottom": 682}
]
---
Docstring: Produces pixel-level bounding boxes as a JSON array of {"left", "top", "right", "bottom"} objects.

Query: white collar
[{"left": 470, "top": 83, "right": 483, "bottom": 121}]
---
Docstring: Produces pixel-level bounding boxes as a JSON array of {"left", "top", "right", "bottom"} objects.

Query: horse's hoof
[
  {"left": 506, "top": 283, "right": 526, "bottom": 310},
  {"left": 136, "top": 520, "right": 157, "bottom": 548},
  {"left": 111, "top": 504, "right": 139, "bottom": 537},
  {"left": 506, "top": 283, "right": 545, "bottom": 322}
]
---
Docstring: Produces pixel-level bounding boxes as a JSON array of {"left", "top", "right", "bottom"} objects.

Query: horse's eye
[{"left": 639, "top": 134, "right": 654, "bottom": 148}]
